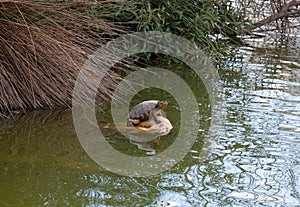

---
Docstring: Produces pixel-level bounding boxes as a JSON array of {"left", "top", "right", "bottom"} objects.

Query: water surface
[{"left": 1, "top": 36, "right": 300, "bottom": 206}]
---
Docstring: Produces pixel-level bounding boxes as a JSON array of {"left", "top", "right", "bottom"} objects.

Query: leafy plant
[{"left": 97, "top": 0, "right": 247, "bottom": 57}]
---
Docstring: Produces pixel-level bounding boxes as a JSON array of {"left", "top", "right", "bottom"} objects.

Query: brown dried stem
[{"left": 0, "top": 0, "right": 127, "bottom": 114}]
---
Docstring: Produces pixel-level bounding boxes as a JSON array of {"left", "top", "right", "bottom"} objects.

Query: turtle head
[{"left": 157, "top": 100, "right": 168, "bottom": 109}]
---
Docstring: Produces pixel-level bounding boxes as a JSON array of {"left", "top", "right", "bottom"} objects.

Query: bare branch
[{"left": 252, "top": 0, "right": 300, "bottom": 29}]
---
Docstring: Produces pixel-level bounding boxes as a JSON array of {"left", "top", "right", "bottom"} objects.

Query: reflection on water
[
  {"left": 216, "top": 40, "right": 300, "bottom": 206},
  {"left": 1, "top": 40, "right": 300, "bottom": 206},
  {"left": 102, "top": 115, "right": 174, "bottom": 155}
]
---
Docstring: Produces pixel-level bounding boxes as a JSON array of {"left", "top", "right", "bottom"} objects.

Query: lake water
[{"left": 1, "top": 34, "right": 300, "bottom": 206}]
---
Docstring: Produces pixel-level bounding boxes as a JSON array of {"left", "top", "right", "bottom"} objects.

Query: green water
[{"left": 1, "top": 39, "right": 300, "bottom": 206}]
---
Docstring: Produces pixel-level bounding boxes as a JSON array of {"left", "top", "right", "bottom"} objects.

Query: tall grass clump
[{"left": 0, "top": 0, "right": 127, "bottom": 115}]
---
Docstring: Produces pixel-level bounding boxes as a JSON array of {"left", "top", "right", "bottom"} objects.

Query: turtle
[{"left": 127, "top": 100, "right": 168, "bottom": 127}]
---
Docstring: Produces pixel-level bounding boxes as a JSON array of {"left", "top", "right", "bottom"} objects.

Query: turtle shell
[{"left": 127, "top": 100, "right": 167, "bottom": 126}]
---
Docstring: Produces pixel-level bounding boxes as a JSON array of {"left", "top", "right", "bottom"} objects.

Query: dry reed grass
[{"left": 0, "top": 0, "right": 128, "bottom": 116}]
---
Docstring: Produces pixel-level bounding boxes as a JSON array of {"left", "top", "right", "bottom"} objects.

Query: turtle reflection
[{"left": 125, "top": 116, "right": 173, "bottom": 155}]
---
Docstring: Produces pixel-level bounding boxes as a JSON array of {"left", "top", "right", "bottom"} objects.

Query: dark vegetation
[
  {"left": 97, "top": 0, "right": 247, "bottom": 53},
  {"left": 0, "top": 0, "right": 299, "bottom": 116}
]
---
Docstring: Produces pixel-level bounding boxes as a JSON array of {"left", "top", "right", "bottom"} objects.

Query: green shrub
[{"left": 97, "top": 0, "right": 246, "bottom": 57}]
